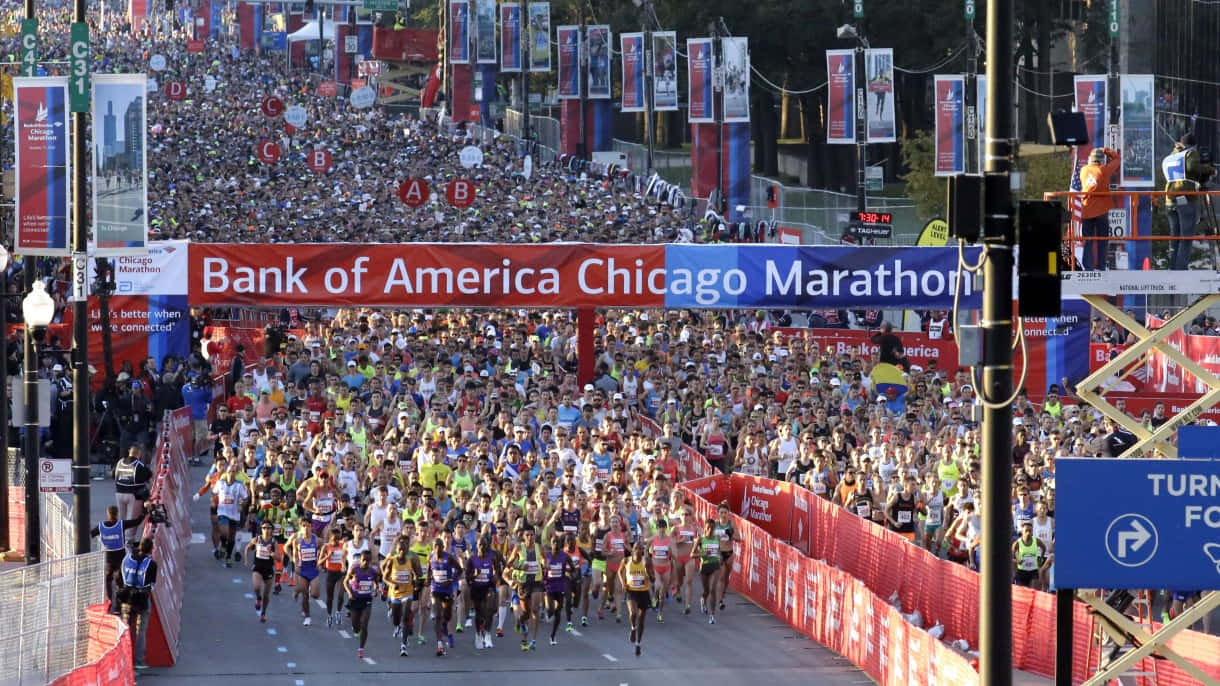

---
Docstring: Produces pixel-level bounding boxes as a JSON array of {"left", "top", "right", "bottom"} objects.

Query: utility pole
[
  {"left": 71, "top": 0, "right": 90, "bottom": 557},
  {"left": 711, "top": 20, "right": 723, "bottom": 214},
  {"left": 522, "top": 2, "right": 531, "bottom": 146},
  {"left": 441, "top": 0, "right": 450, "bottom": 118},
  {"left": 643, "top": 23, "right": 654, "bottom": 172},
  {"left": 22, "top": 0, "right": 40, "bottom": 569},
  {"left": 979, "top": 0, "right": 1015, "bottom": 684},
  {"left": 852, "top": 29, "right": 867, "bottom": 214},
  {"left": 576, "top": 1, "right": 586, "bottom": 160}
]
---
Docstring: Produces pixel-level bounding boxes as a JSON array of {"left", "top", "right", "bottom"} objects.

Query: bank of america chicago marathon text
[{"left": 200, "top": 256, "right": 975, "bottom": 305}]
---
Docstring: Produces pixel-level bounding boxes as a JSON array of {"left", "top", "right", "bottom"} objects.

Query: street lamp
[
  {"left": 0, "top": 244, "right": 8, "bottom": 552},
  {"left": 836, "top": 23, "right": 869, "bottom": 216},
  {"left": 22, "top": 278, "right": 54, "bottom": 565}
]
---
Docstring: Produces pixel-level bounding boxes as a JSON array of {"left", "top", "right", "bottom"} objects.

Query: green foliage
[
  {"left": 899, "top": 130, "right": 945, "bottom": 221},
  {"left": 1015, "top": 150, "right": 1072, "bottom": 203}
]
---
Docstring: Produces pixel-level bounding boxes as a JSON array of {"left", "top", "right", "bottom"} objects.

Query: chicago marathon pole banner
[
  {"left": 934, "top": 74, "right": 964, "bottom": 176},
  {"left": 721, "top": 36, "right": 749, "bottom": 123},
  {"left": 825, "top": 49, "right": 855, "bottom": 145},
  {"left": 449, "top": 0, "right": 470, "bottom": 64},
  {"left": 864, "top": 47, "right": 895, "bottom": 142},
  {"left": 499, "top": 3, "right": 521, "bottom": 72},
  {"left": 92, "top": 74, "right": 149, "bottom": 255},
  {"left": 687, "top": 38, "right": 714, "bottom": 123},
  {"left": 474, "top": 0, "right": 496, "bottom": 64},
  {"left": 556, "top": 25, "right": 580, "bottom": 99},
  {"left": 586, "top": 25, "right": 610, "bottom": 100},
  {"left": 651, "top": 31, "right": 678, "bottom": 112},
  {"left": 14, "top": 76, "right": 70, "bottom": 256},
  {"left": 189, "top": 243, "right": 981, "bottom": 310},
  {"left": 527, "top": 2, "right": 550, "bottom": 73},
  {"left": 619, "top": 32, "right": 644, "bottom": 112},
  {"left": 1120, "top": 73, "right": 1155, "bottom": 188}
]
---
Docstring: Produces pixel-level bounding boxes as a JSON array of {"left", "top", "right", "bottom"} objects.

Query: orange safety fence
[
  {"left": 679, "top": 472, "right": 1220, "bottom": 685},
  {"left": 49, "top": 604, "right": 135, "bottom": 686}
]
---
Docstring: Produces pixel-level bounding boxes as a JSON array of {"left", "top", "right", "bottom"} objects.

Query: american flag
[{"left": 1068, "top": 148, "right": 1085, "bottom": 265}]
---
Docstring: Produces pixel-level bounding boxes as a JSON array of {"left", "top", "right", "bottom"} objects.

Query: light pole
[
  {"left": 22, "top": 278, "right": 54, "bottom": 565},
  {"left": 0, "top": 244, "right": 8, "bottom": 553},
  {"left": 836, "top": 23, "right": 869, "bottom": 214}
]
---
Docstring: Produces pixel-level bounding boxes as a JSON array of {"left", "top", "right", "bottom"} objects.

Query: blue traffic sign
[{"left": 1058, "top": 458, "right": 1220, "bottom": 590}]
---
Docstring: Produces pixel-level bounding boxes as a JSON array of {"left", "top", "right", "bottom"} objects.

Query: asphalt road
[
  {"left": 115, "top": 467, "right": 872, "bottom": 686},
  {"left": 94, "top": 184, "right": 145, "bottom": 243}
]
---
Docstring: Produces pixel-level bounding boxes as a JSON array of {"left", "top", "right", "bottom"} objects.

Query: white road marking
[
  {"left": 267, "top": 628, "right": 277, "bottom": 636},
  {"left": 190, "top": 533, "right": 206, "bottom": 544},
  {"left": 315, "top": 599, "right": 328, "bottom": 610},
  {"left": 339, "top": 630, "right": 351, "bottom": 639},
  {"left": 570, "top": 628, "right": 583, "bottom": 636},
  {"left": 277, "top": 646, "right": 288, "bottom": 653},
  {"left": 602, "top": 653, "right": 618, "bottom": 662},
  {"left": 295, "top": 681, "right": 304, "bottom": 686},
  {"left": 243, "top": 593, "right": 254, "bottom": 599},
  {"left": 286, "top": 662, "right": 296, "bottom": 668},
  {"left": 362, "top": 657, "right": 376, "bottom": 665},
  {"left": 231, "top": 578, "right": 242, "bottom": 584}
]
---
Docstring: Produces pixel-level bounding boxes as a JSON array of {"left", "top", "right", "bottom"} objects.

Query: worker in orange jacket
[{"left": 1079, "top": 147, "right": 1121, "bottom": 270}]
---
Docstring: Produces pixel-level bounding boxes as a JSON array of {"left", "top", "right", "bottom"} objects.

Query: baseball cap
[
  {"left": 584, "top": 384, "right": 594, "bottom": 391},
  {"left": 347, "top": 360, "right": 357, "bottom": 367},
  {"left": 52, "top": 364, "right": 63, "bottom": 372}
]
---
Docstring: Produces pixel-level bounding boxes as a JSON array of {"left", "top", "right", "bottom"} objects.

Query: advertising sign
[
  {"left": 687, "top": 38, "right": 714, "bottom": 123},
  {"left": 449, "top": 0, "right": 470, "bottom": 64},
  {"left": 620, "top": 32, "right": 644, "bottom": 112},
  {"left": 556, "top": 26, "right": 580, "bottom": 99},
  {"left": 721, "top": 36, "right": 749, "bottom": 123},
  {"left": 1073, "top": 74, "right": 1107, "bottom": 178},
  {"left": 934, "top": 75, "right": 964, "bottom": 176},
  {"left": 1120, "top": 74, "right": 1155, "bottom": 187},
  {"left": 864, "top": 48, "right": 895, "bottom": 142},
  {"left": 14, "top": 77, "right": 70, "bottom": 255},
  {"left": 651, "top": 31, "right": 678, "bottom": 111},
  {"left": 586, "top": 25, "right": 611, "bottom": 100},
  {"left": 826, "top": 50, "right": 855, "bottom": 144},
  {"left": 499, "top": 3, "right": 521, "bottom": 72},
  {"left": 527, "top": 2, "right": 550, "bottom": 73}
]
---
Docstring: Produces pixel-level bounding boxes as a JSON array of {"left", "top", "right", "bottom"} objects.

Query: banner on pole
[
  {"left": 499, "top": 3, "right": 521, "bottom": 72},
  {"left": 14, "top": 77, "right": 70, "bottom": 256},
  {"left": 527, "top": 2, "right": 550, "bottom": 73},
  {"left": 651, "top": 31, "right": 678, "bottom": 112},
  {"left": 864, "top": 48, "right": 895, "bottom": 142},
  {"left": 934, "top": 75, "right": 965, "bottom": 177},
  {"left": 449, "top": 0, "right": 470, "bottom": 64},
  {"left": 91, "top": 74, "right": 149, "bottom": 255},
  {"left": 1120, "top": 74, "right": 1155, "bottom": 188},
  {"left": 586, "top": 25, "right": 611, "bottom": 100},
  {"left": 1073, "top": 74, "right": 1108, "bottom": 174},
  {"left": 687, "top": 38, "right": 714, "bottom": 123},
  {"left": 556, "top": 25, "right": 580, "bottom": 99},
  {"left": 474, "top": 0, "right": 496, "bottom": 64},
  {"left": 825, "top": 49, "right": 855, "bottom": 144},
  {"left": 721, "top": 37, "right": 749, "bottom": 123},
  {"left": 976, "top": 74, "right": 986, "bottom": 172},
  {"left": 619, "top": 32, "right": 644, "bottom": 112}
]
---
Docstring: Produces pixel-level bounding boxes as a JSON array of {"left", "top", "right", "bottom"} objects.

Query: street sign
[
  {"left": 20, "top": 18, "right": 37, "bottom": 77},
  {"left": 446, "top": 179, "right": 476, "bottom": 208},
  {"left": 261, "top": 96, "right": 284, "bottom": 118},
  {"left": 398, "top": 178, "right": 430, "bottom": 207},
  {"left": 256, "top": 140, "right": 281, "bottom": 165},
  {"left": 69, "top": 23, "right": 89, "bottom": 113},
  {"left": 964, "top": 0, "right": 975, "bottom": 21},
  {"left": 1058, "top": 458, "right": 1220, "bottom": 590},
  {"left": 1108, "top": 0, "right": 1120, "bottom": 38},
  {"left": 363, "top": 0, "right": 400, "bottom": 10},
  {"left": 853, "top": 1, "right": 864, "bottom": 19},
  {"left": 345, "top": 35, "right": 359, "bottom": 54},
  {"left": 165, "top": 81, "right": 187, "bottom": 101},
  {"left": 39, "top": 458, "right": 71, "bottom": 493},
  {"left": 307, "top": 149, "right": 332, "bottom": 174}
]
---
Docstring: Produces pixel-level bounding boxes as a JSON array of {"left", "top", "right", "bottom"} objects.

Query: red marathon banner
[
  {"left": 731, "top": 474, "right": 793, "bottom": 543},
  {"left": 190, "top": 243, "right": 666, "bottom": 308}
]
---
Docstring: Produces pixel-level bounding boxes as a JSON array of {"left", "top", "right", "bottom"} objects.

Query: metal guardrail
[{"left": 0, "top": 551, "right": 106, "bottom": 686}]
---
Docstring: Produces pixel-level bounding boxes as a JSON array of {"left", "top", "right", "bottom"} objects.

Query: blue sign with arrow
[{"left": 1057, "top": 458, "right": 1220, "bottom": 590}]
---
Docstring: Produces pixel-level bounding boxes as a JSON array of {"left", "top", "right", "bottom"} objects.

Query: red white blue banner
[
  {"left": 527, "top": 2, "right": 550, "bottom": 73},
  {"left": 557, "top": 25, "right": 580, "bottom": 99},
  {"left": 825, "top": 49, "right": 855, "bottom": 145},
  {"left": 1073, "top": 74, "right": 1107, "bottom": 175},
  {"left": 92, "top": 74, "right": 149, "bottom": 256},
  {"left": 14, "top": 77, "right": 71, "bottom": 256},
  {"left": 499, "top": 3, "right": 521, "bottom": 72},
  {"left": 1120, "top": 74, "right": 1155, "bottom": 188},
  {"left": 474, "top": 0, "right": 496, "bottom": 64},
  {"left": 651, "top": 31, "right": 678, "bottom": 111},
  {"left": 864, "top": 48, "right": 895, "bottom": 142},
  {"left": 934, "top": 75, "right": 964, "bottom": 176},
  {"left": 586, "top": 25, "right": 611, "bottom": 100},
  {"left": 687, "top": 38, "right": 714, "bottom": 124},
  {"left": 449, "top": 0, "right": 470, "bottom": 64},
  {"left": 620, "top": 32, "right": 645, "bottom": 112},
  {"left": 721, "top": 37, "right": 749, "bottom": 123}
]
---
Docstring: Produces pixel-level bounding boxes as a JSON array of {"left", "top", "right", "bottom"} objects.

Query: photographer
[
  {"left": 117, "top": 537, "right": 158, "bottom": 670},
  {"left": 1162, "top": 133, "right": 1216, "bottom": 270},
  {"left": 114, "top": 445, "right": 153, "bottom": 540}
]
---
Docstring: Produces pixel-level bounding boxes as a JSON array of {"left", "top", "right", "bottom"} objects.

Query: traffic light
[
  {"left": 947, "top": 174, "right": 982, "bottom": 242},
  {"left": 1017, "top": 200, "right": 1064, "bottom": 317}
]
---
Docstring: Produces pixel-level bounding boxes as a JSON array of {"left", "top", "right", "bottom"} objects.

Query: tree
[{"left": 899, "top": 130, "right": 945, "bottom": 220}]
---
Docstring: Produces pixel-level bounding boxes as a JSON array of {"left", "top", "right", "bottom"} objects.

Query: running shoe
[
  {"left": 615, "top": 613, "right": 622, "bottom": 623},
  {"left": 484, "top": 634, "right": 494, "bottom": 649},
  {"left": 393, "top": 626, "right": 401, "bottom": 637},
  {"left": 630, "top": 628, "right": 637, "bottom": 644},
  {"left": 635, "top": 644, "right": 642, "bottom": 657},
  {"left": 259, "top": 612, "right": 266, "bottom": 623},
  {"left": 520, "top": 639, "right": 529, "bottom": 652},
  {"left": 326, "top": 615, "right": 333, "bottom": 628},
  {"left": 683, "top": 605, "right": 691, "bottom": 615},
  {"left": 437, "top": 641, "right": 445, "bottom": 657},
  {"left": 719, "top": 600, "right": 726, "bottom": 611},
  {"left": 447, "top": 633, "right": 455, "bottom": 649},
  {"left": 233, "top": 552, "right": 242, "bottom": 562},
  {"left": 465, "top": 617, "right": 473, "bottom": 627},
  {"left": 357, "top": 648, "right": 365, "bottom": 659},
  {"left": 303, "top": 617, "right": 311, "bottom": 627},
  {"left": 597, "top": 609, "right": 604, "bottom": 621},
  {"left": 455, "top": 623, "right": 463, "bottom": 633},
  {"left": 709, "top": 614, "right": 716, "bottom": 625},
  {"left": 224, "top": 559, "right": 232, "bottom": 569},
  {"left": 496, "top": 627, "right": 504, "bottom": 638},
  {"left": 700, "top": 598, "right": 707, "bottom": 614},
  {"left": 213, "top": 549, "right": 221, "bottom": 560},
  {"left": 475, "top": 633, "right": 483, "bottom": 650},
  {"left": 565, "top": 621, "right": 573, "bottom": 633},
  {"left": 400, "top": 643, "right": 409, "bottom": 657},
  {"left": 529, "top": 639, "right": 537, "bottom": 650},
  {"left": 274, "top": 583, "right": 282, "bottom": 595},
  {"left": 549, "top": 637, "right": 558, "bottom": 646},
  {"left": 581, "top": 616, "right": 588, "bottom": 627},
  {"left": 255, "top": 598, "right": 262, "bottom": 612},
  {"left": 657, "top": 611, "right": 664, "bottom": 623},
  {"left": 675, "top": 592, "right": 682, "bottom": 604},
  {"left": 417, "top": 633, "right": 426, "bottom": 645}
]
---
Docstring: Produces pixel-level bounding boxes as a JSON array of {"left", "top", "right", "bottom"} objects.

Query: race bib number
[
  {"left": 707, "top": 444, "right": 723, "bottom": 457},
  {"left": 941, "top": 478, "right": 956, "bottom": 492},
  {"left": 524, "top": 560, "right": 539, "bottom": 575},
  {"left": 813, "top": 481, "right": 827, "bottom": 494},
  {"left": 300, "top": 547, "right": 317, "bottom": 563},
  {"left": 1019, "top": 555, "right": 1038, "bottom": 571},
  {"left": 897, "top": 511, "right": 912, "bottom": 524},
  {"left": 476, "top": 567, "right": 491, "bottom": 583},
  {"left": 257, "top": 543, "right": 273, "bottom": 559},
  {"left": 548, "top": 564, "right": 564, "bottom": 578},
  {"left": 395, "top": 570, "right": 412, "bottom": 584},
  {"left": 856, "top": 504, "right": 871, "bottom": 518},
  {"left": 926, "top": 508, "right": 942, "bottom": 526},
  {"left": 629, "top": 572, "right": 646, "bottom": 587},
  {"left": 329, "top": 550, "right": 343, "bottom": 564},
  {"left": 222, "top": 497, "right": 235, "bottom": 506},
  {"left": 652, "top": 545, "right": 669, "bottom": 560},
  {"left": 432, "top": 569, "right": 450, "bottom": 583},
  {"left": 357, "top": 580, "right": 373, "bottom": 594}
]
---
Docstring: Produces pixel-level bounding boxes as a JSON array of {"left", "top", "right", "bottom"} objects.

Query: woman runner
[
  {"left": 693, "top": 519, "right": 722, "bottom": 624},
  {"left": 647, "top": 517, "right": 674, "bottom": 622},
  {"left": 320, "top": 528, "right": 347, "bottom": 627},
  {"left": 344, "top": 549, "right": 381, "bottom": 659},
  {"left": 244, "top": 522, "right": 280, "bottom": 623},
  {"left": 286, "top": 525, "right": 322, "bottom": 626},
  {"left": 543, "top": 534, "right": 576, "bottom": 645}
]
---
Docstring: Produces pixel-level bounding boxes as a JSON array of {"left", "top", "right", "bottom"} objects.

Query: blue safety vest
[
  {"left": 1162, "top": 150, "right": 1188, "bottom": 183},
  {"left": 99, "top": 521, "right": 125, "bottom": 551},
  {"left": 121, "top": 555, "right": 153, "bottom": 590}
]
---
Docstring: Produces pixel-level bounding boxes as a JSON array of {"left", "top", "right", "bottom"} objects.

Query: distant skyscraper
[
  {"left": 123, "top": 96, "right": 143, "bottom": 170},
  {"left": 103, "top": 100, "right": 117, "bottom": 167}
]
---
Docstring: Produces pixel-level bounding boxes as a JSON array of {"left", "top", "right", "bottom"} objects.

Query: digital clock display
[{"left": 853, "top": 211, "right": 893, "bottom": 225}]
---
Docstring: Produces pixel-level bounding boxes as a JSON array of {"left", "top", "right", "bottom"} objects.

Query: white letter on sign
[{"left": 203, "top": 258, "right": 229, "bottom": 291}]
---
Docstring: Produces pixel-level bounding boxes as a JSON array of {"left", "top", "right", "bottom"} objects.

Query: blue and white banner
[
  {"left": 864, "top": 48, "right": 895, "bottom": 142},
  {"left": 1120, "top": 74, "right": 1155, "bottom": 188},
  {"left": 662, "top": 245, "right": 981, "bottom": 309},
  {"left": 499, "top": 3, "right": 521, "bottom": 72},
  {"left": 14, "top": 77, "right": 70, "bottom": 256},
  {"left": 586, "top": 25, "right": 611, "bottom": 100},
  {"left": 721, "top": 37, "right": 749, "bottom": 123},
  {"left": 651, "top": 31, "right": 678, "bottom": 111},
  {"left": 474, "top": 0, "right": 497, "bottom": 64},
  {"left": 620, "top": 32, "right": 645, "bottom": 112},
  {"left": 557, "top": 25, "right": 580, "bottom": 99},
  {"left": 449, "top": 0, "right": 470, "bottom": 65},
  {"left": 527, "top": 2, "right": 550, "bottom": 73},
  {"left": 687, "top": 38, "right": 714, "bottom": 123}
]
